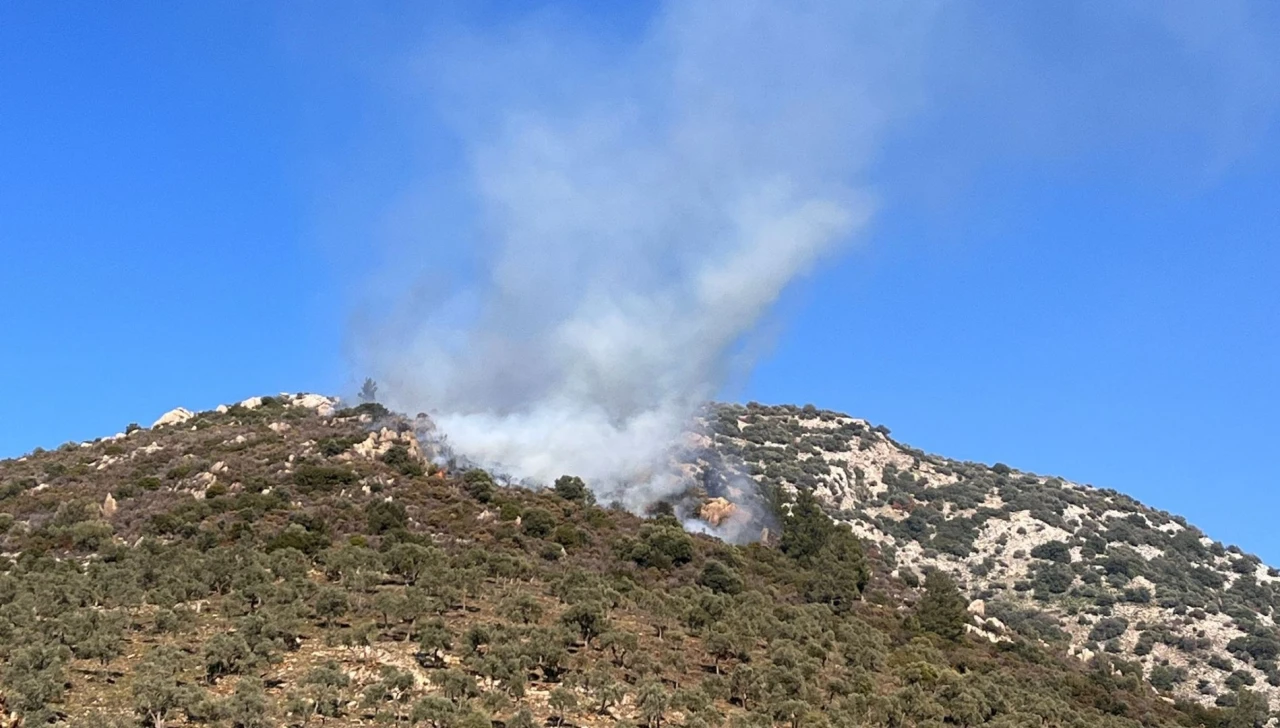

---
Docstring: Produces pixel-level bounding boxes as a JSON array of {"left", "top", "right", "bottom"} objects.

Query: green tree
[
  {"left": 418, "top": 618, "right": 453, "bottom": 666},
  {"left": 386, "top": 543, "right": 443, "bottom": 586},
  {"left": 548, "top": 686, "right": 578, "bottom": 726},
  {"left": 411, "top": 696, "right": 455, "bottom": 728},
  {"left": 915, "top": 570, "right": 969, "bottom": 641},
  {"left": 706, "top": 628, "right": 744, "bottom": 674},
  {"left": 461, "top": 470, "right": 495, "bottom": 503},
  {"left": 594, "top": 631, "right": 634, "bottom": 669},
  {"left": 586, "top": 668, "right": 625, "bottom": 714},
  {"left": 303, "top": 661, "right": 351, "bottom": 720},
  {"left": 3, "top": 642, "right": 69, "bottom": 720},
  {"left": 363, "top": 666, "right": 417, "bottom": 723},
  {"left": 314, "top": 586, "right": 349, "bottom": 627},
  {"left": 779, "top": 489, "right": 833, "bottom": 564},
  {"left": 359, "top": 378, "right": 378, "bottom": 402},
  {"left": 637, "top": 679, "right": 671, "bottom": 728},
  {"left": 226, "top": 677, "right": 270, "bottom": 728},
  {"left": 431, "top": 668, "right": 478, "bottom": 706},
  {"left": 803, "top": 527, "right": 869, "bottom": 613},
  {"left": 561, "top": 602, "right": 610, "bottom": 646},
  {"left": 507, "top": 707, "right": 536, "bottom": 728},
  {"left": 132, "top": 646, "right": 189, "bottom": 728},
  {"left": 553, "top": 475, "right": 595, "bottom": 505},
  {"left": 203, "top": 632, "right": 253, "bottom": 682},
  {"left": 72, "top": 610, "right": 126, "bottom": 667},
  {"left": 366, "top": 498, "right": 410, "bottom": 532},
  {"left": 698, "top": 560, "right": 744, "bottom": 595},
  {"left": 627, "top": 524, "right": 695, "bottom": 569},
  {"left": 501, "top": 592, "right": 544, "bottom": 625},
  {"left": 521, "top": 508, "right": 558, "bottom": 538}
]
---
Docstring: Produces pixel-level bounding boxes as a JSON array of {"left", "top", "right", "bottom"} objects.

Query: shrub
[
  {"left": 381, "top": 444, "right": 424, "bottom": 477},
  {"left": 986, "top": 601, "right": 1068, "bottom": 643},
  {"left": 698, "top": 561, "right": 744, "bottom": 595},
  {"left": 1032, "top": 563, "right": 1074, "bottom": 595},
  {"left": 203, "top": 633, "right": 252, "bottom": 682},
  {"left": 1087, "top": 617, "right": 1129, "bottom": 642},
  {"left": 1149, "top": 665, "right": 1187, "bottom": 691},
  {"left": 462, "top": 470, "right": 496, "bottom": 503},
  {"left": 265, "top": 524, "right": 330, "bottom": 555},
  {"left": 1030, "top": 540, "right": 1072, "bottom": 563},
  {"left": 365, "top": 499, "right": 408, "bottom": 534},
  {"left": 552, "top": 524, "right": 588, "bottom": 549},
  {"left": 1225, "top": 669, "right": 1256, "bottom": 690},
  {"left": 137, "top": 476, "right": 163, "bottom": 491},
  {"left": 1227, "top": 635, "right": 1280, "bottom": 662},
  {"left": 293, "top": 465, "right": 359, "bottom": 493},
  {"left": 341, "top": 402, "right": 390, "bottom": 419},
  {"left": 626, "top": 525, "right": 694, "bottom": 570},
  {"left": 318, "top": 436, "right": 362, "bottom": 458},
  {"left": 520, "top": 508, "right": 557, "bottom": 538}
]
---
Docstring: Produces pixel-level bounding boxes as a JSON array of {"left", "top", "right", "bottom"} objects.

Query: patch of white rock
[{"left": 151, "top": 393, "right": 339, "bottom": 429}]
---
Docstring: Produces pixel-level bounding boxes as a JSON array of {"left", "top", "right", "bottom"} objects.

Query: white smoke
[{"left": 357, "top": 2, "right": 934, "bottom": 510}]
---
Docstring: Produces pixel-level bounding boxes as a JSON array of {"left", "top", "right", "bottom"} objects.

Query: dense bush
[
  {"left": 293, "top": 465, "right": 359, "bottom": 493},
  {"left": 520, "top": 508, "right": 558, "bottom": 538},
  {"left": 1030, "top": 540, "right": 1072, "bottom": 563},
  {"left": 1088, "top": 617, "right": 1130, "bottom": 642},
  {"left": 625, "top": 524, "right": 694, "bottom": 570}
]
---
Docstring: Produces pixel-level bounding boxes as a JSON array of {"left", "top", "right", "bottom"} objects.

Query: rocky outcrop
[{"left": 151, "top": 407, "right": 194, "bottom": 429}]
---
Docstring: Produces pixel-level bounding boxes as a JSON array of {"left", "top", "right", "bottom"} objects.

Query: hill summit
[{"left": 0, "top": 394, "right": 1270, "bottom": 727}]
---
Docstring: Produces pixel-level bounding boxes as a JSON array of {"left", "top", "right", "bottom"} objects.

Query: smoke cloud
[
  {"left": 354, "top": 2, "right": 931, "bottom": 514},
  {"left": 348, "top": 0, "right": 1278, "bottom": 520}
]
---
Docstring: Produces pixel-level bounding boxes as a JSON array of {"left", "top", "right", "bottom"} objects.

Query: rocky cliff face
[{"left": 688, "top": 402, "right": 1280, "bottom": 710}]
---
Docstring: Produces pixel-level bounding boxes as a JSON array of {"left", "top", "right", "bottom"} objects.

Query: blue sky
[{"left": 2, "top": 3, "right": 1279, "bottom": 560}]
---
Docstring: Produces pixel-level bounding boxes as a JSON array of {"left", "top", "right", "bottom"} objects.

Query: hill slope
[
  {"left": 690, "top": 402, "right": 1280, "bottom": 713},
  {"left": 0, "top": 395, "right": 1266, "bottom": 727}
]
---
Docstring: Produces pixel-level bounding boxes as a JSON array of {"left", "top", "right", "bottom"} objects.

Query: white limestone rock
[
  {"left": 152, "top": 407, "right": 195, "bottom": 429},
  {"left": 101, "top": 493, "right": 118, "bottom": 520}
]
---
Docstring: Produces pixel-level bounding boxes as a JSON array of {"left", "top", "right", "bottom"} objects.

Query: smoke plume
[{"left": 358, "top": 2, "right": 932, "bottom": 514}]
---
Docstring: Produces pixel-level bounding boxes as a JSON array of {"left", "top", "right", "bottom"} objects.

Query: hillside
[
  {"left": 690, "top": 403, "right": 1280, "bottom": 714},
  {"left": 0, "top": 395, "right": 1266, "bottom": 727}
]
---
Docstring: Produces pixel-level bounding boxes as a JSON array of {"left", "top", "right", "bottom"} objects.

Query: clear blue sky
[{"left": 2, "top": 3, "right": 1278, "bottom": 560}]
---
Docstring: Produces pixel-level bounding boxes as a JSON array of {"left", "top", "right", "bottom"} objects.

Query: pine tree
[
  {"left": 358, "top": 377, "right": 378, "bottom": 403},
  {"left": 779, "top": 489, "right": 833, "bottom": 564},
  {"left": 914, "top": 570, "right": 969, "bottom": 641}
]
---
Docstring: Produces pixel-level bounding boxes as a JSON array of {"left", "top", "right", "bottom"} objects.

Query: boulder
[
  {"left": 699, "top": 497, "right": 737, "bottom": 527},
  {"left": 292, "top": 393, "right": 336, "bottom": 411},
  {"left": 152, "top": 407, "right": 194, "bottom": 429},
  {"left": 101, "top": 493, "right": 118, "bottom": 520}
]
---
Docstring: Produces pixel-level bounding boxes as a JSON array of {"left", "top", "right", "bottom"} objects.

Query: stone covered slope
[{"left": 691, "top": 402, "right": 1280, "bottom": 710}]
